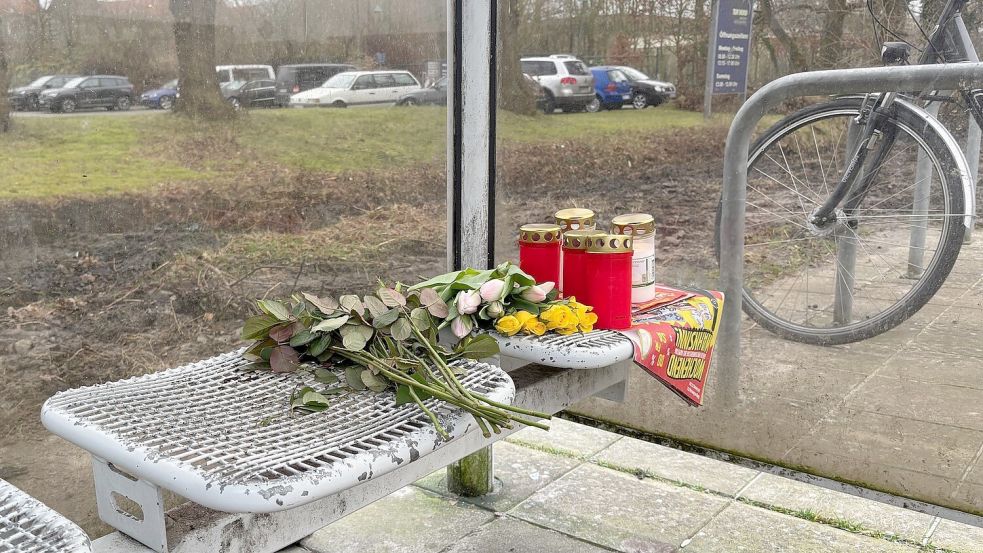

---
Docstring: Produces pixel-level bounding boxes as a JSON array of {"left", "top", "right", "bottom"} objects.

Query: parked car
[
  {"left": 520, "top": 55, "right": 594, "bottom": 113},
  {"left": 290, "top": 70, "right": 421, "bottom": 108},
  {"left": 396, "top": 76, "right": 447, "bottom": 106},
  {"left": 275, "top": 64, "right": 356, "bottom": 107},
  {"left": 615, "top": 66, "right": 676, "bottom": 109},
  {"left": 140, "top": 79, "right": 178, "bottom": 109},
  {"left": 8, "top": 75, "right": 79, "bottom": 111},
  {"left": 223, "top": 79, "right": 277, "bottom": 109},
  {"left": 216, "top": 65, "right": 275, "bottom": 86},
  {"left": 587, "top": 66, "right": 633, "bottom": 112},
  {"left": 38, "top": 75, "right": 135, "bottom": 113}
]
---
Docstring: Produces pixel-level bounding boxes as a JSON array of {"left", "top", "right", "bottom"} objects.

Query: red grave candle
[
  {"left": 583, "top": 234, "right": 634, "bottom": 330},
  {"left": 561, "top": 229, "right": 603, "bottom": 301},
  {"left": 518, "top": 223, "right": 561, "bottom": 286}
]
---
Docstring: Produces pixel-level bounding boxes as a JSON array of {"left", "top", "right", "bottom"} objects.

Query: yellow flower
[
  {"left": 578, "top": 312, "right": 598, "bottom": 327},
  {"left": 495, "top": 315, "right": 522, "bottom": 336},
  {"left": 540, "top": 305, "right": 574, "bottom": 330},
  {"left": 522, "top": 319, "right": 547, "bottom": 336},
  {"left": 513, "top": 310, "right": 536, "bottom": 327}
]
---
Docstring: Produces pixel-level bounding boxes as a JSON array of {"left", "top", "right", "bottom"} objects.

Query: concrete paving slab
[
  {"left": 415, "top": 441, "right": 582, "bottom": 512},
  {"left": 929, "top": 519, "right": 983, "bottom": 553},
  {"left": 593, "top": 436, "right": 757, "bottom": 496},
  {"left": 791, "top": 410, "right": 983, "bottom": 481},
  {"left": 506, "top": 416, "right": 621, "bottom": 458},
  {"left": 738, "top": 473, "right": 935, "bottom": 542},
  {"left": 683, "top": 501, "right": 920, "bottom": 552},
  {"left": 301, "top": 487, "right": 494, "bottom": 553},
  {"left": 510, "top": 463, "right": 728, "bottom": 552},
  {"left": 842, "top": 376, "right": 983, "bottom": 431},
  {"left": 441, "top": 517, "right": 613, "bottom": 553},
  {"left": 908, "top": 319, "right": 983, "bottom": 359},
  {"left": 878, "top": 350, "right": 983, "bottom": 389}
]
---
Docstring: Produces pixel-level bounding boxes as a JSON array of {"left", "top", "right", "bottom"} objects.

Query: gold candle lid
[
  {"left": 562, "top": 229, "right": 605, "bottom": 250},
  {"left": 554, "top": 208, "right": 596, "bottom": 231},
  {"left": 611, "top": 213, "right": 655, "bottom": 235},
  {"left": 519, "top": 223, "right": 562, "bottom": 244},
  {"left": 587, "top": 233, "right": 633, "bottom": 253}
]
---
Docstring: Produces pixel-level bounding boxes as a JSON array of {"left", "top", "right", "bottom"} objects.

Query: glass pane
[{"left": 0, "top": 0, "right": 446, "bottom": 537}]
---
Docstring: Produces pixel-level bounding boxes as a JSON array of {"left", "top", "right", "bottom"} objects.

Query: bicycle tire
[{"left": 715, "top": 96, "right": 966, "bottom": 346}]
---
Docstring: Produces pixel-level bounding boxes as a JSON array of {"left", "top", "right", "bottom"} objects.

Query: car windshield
[
  {"left": 63, "top": 77, "right": 87, "bottom": 88},
  {"left": 163, "top": 79, "right": 178, "bottom": 89},
  {"left": 620, "top": 67, "right": 649, "bottom": 81},
  {"left": 322, "top": 73, "right": 356, "bottom": 88},
  {"left": 232, "top": 68, "right": 269, "bottom": 82},
  {"left": 27, "top": 76, "right": 53, "bottom": 87}
]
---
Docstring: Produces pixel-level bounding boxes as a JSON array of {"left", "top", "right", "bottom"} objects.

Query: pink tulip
[
  {"left": 455, "top": 290, "right": 482, "bottom": 315},
  {"left": 520, "top": 282, "right": 555, "bottom": 303},
  {"left": 451, "top": 315, "right": 473, "bottom": 338},
  {"left": 479, "top": 279, "right": 507, "bottom": 302},
  {"left": 486, "top": 301, "right": 505, "bottom": 318}
]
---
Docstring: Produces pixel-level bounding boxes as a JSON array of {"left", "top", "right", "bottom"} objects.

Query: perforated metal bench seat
[
  {"left": 492, "top": 330, "right": 635, "bottom": 369},
  {"left": 0, "top": 479, "right": 91, "bottom": 553}
]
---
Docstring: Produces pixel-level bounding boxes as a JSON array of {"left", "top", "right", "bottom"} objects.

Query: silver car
[{"left": 520, "top": 55, "right": 595, "bottom": 113}]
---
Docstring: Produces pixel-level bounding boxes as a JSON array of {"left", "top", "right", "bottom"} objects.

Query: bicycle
[{"left": 716, "top": 0, "right": 980, "bottom": 346}]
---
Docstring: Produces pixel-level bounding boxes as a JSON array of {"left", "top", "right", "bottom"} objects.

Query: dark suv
[
  {"left": 275, "top": 63, "right": 356, "bottom": 106},
  {"left": 38, "top": 75, "right": 135, "bottom": 113},
  {"left": 8, "top": 75, "right": 79, "bottom": 111}
]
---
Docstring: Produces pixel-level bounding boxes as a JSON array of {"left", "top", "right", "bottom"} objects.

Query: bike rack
[{"left": 717, "top": 62, "right": 983, "bottom": 405}]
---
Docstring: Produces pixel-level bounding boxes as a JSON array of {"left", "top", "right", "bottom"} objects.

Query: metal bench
[
  {"left": 493, "top": 330, "right": 635, "bottom": 370},
  {"left": 0, "top": 478, "right": 91, "bottom": 553},
  {"left": 41, "top": 346, "right": 629, "bottom": 553}
]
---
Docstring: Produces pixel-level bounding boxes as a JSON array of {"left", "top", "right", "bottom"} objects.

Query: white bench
[
  {"left": 0, "top": 478, "right": 91, "bottom": 553},
  {"left": 40, "top": 339, "right": 631, "bottom": 553}
]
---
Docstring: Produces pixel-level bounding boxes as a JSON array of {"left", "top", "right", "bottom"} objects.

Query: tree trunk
[
  {"left": 759, "top": 0, "right": 809, "bottom": 72},
  {"left": 497, "top": 0, "right": 535, "bottom": 115},
  {"left": 0, "top": 17, "right": 11, "bottom": 134},
  {"left": 816, "top": 0, "right": 848, "bottom": 69},
  {"left": 169, "top": 0, "right": 233, "bottom": 119}
]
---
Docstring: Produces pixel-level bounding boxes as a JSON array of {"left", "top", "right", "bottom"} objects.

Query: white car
[{"left": 290, "top": 70, "right": 421, "bottom": 108}]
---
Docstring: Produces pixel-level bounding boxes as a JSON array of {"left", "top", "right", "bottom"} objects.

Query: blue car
[
  {"left": 586, "top": 66, "right": 632, "bottom": 112},
  {"left": 140, "top": 79, "right": 177, "bottom": 109}
]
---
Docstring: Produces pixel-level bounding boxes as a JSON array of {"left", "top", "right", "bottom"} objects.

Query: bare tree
[
  {"left": 759, "top": 0, "right": 809, "bottom": 72},
  {"left": 816, "top": 0, "right": 849, "bottom": 69},
  {"left": 498, "top": 0, "right": 535, "bottom": 114},
  {"left": 169, "top": 0, "right": 232, "bottom": 119},
  {"left": 0, "top": 16, "right": 10, "bottom": 133}
]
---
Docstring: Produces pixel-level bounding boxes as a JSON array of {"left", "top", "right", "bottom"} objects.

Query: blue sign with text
[{"left": 711, "top": 0, "right": 753, "bottom": 95}]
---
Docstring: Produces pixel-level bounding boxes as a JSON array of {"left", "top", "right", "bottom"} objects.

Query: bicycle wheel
[{"left": 716, "top": 96, "right": 966, "bottom": 345}]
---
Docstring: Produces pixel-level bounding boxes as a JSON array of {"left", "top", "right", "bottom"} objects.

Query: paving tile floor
[{"left": 288, "top": 419, "right": 983, "bottom": 553}]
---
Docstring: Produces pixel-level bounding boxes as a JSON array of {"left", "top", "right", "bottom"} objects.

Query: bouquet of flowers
[{"left": 409, "top": 261, "right": 598, "bottom": 338}]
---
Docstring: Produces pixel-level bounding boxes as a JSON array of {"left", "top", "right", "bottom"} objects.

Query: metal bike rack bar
[{"left": 718, "top": 62, "right": 983, "bottom": 405}]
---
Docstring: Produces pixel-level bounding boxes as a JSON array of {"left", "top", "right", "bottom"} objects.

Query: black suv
[
  {"left": 8, "top": 75, "right": 79, "bottom": 111},
  {"left": 275, "top": 63, "right": 356, "bottom": 106},
  {"left": 38, "top": 75, "right": 135, "bottom": 113}
]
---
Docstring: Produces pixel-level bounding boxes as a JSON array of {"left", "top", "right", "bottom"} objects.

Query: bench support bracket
[{"left": 92, "top": 457, "right": 167, "bottom": 553}]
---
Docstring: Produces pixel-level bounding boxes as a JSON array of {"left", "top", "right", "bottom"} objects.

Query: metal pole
[
  {"left": 703, "top": 0, "right": 719, "bottom": 120},
  {"left": 719, "top": 63, "right": 980, "bottom": 405},
  {"left": 446, "top": 0, "right": 497, "bottom": 496},
  {"left": 833, "top": 122, "right": 861, "bottom": 324},
  {"left": 963, "top": 114, "right": 980, "bottom": 243},
  {"left": 909, "top": 100, "right": 941, "bottom": 277}
]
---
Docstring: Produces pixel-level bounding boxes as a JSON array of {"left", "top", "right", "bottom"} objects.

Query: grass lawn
[{"left": 0, "top": 105, "right": 710, "bottom": 199}]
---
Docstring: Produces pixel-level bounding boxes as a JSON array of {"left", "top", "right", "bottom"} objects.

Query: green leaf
[
  {"left": 291, "top": 386, "right": 330, "bottom": 413},
  {"left": 378, "top": 287, "right": 406, "bottom": 307},
  {"left": 409, "top": 307, "right": 432, "bottom": 331},
  {"left": 241, "top": 314, "right": 279, "bottom": 340},
  {"left": 302, "top": 292, "right": 339, "bottom": 315},
  {"left": 244, "top": 338, "right": 276, "bottom": 359},
  {"left": 372, "top": 308, "right": 400, "bottom": 329},
  {"left": 342, "top": 331, "right": 368, "bottom": 351},
  {"left": 390, "top": 318, "right": 413, "bottom": 341},
  {"left": 454, "top": 333, "right": 500, "bottom": 360},
  {"left": 313, "top": 367, "right": 339, "bottom": 385},
  {"left": 257, "top": 299, "right": 292, "bottom": 321},
  {"left": 394, "top": 372, "right": 434, "bottom": 405},
  {"left": 259, "top": 346, "right": 274, "bottom": 361},
  {"left": 289, "top": 330, "right": 316, "bottom": 347},
  {"left": 268, "top": 323, "right": 296, "bottom": 343},
  {"left": 307, "top": 334, "right": 332, "bottom": 357},
  {"left": 361, "top": 369, "right": 388, "bottom": 392},
  {"left": 407, "top": 269, "right": 469, "bottom": 291},
  {"left": 345, "top": 366, "right": 366, "bottom": 391},
  {"left": 509, "top": 298, "right": 541, "bottom": 315},
  {"left": 270, "top": 346, "right": 301, "bottom": 373},
  {"left": 363, "top": 295, "right": 388, "bottom": 318},
  {"left": 312, "top": 315, "right": 350, "bottom": 333},
  {"left": 339, "top": 295, "right": 365, "bottom": 316},
  {"left": 454, "top": 269, "right": 496, "bottom": 289},
  {"left": 241, "top": 361, "right": 271, "bottom": 372},
  {"left": 316, "top": 350, "right": 334, "bottom": 363}
]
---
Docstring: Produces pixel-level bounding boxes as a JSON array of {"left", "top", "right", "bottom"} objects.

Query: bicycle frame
[{"left": 809, "top": 0, "right": 982, "bottom": 227}]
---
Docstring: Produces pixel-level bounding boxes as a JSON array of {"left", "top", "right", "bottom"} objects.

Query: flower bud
[
  {"left": 486, "top": 301, "right": 505, "bottom": 318},
  {"left": 451, "top": 315, "right": 474, "bottom": 338},
  {"left": 519, "top": 282, "right": 555, "bottom": 303},
  {"left": 455, "top": 289, "right": 482, "bottom": 315},
  {"left": 479, "top": 279, "right": 507, "bottom": 302}
]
